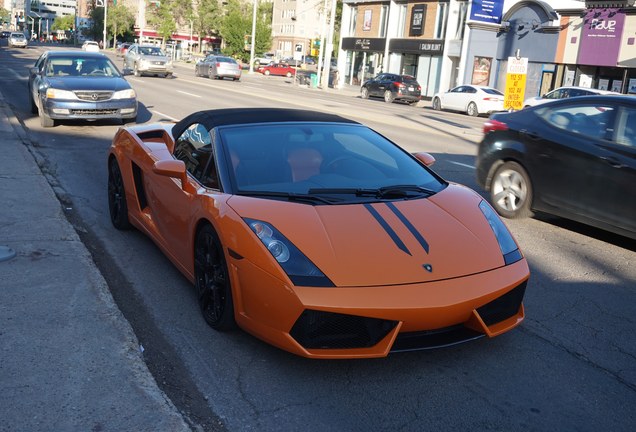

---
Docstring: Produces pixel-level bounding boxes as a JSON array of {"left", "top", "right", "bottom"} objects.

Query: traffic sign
[{"left": 504, "top": 56, "right": 528, "bottom": 111}]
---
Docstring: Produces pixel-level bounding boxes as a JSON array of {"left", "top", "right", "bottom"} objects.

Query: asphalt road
[{"left": 2, "top": 43, "right": 635, "bottom": 432}]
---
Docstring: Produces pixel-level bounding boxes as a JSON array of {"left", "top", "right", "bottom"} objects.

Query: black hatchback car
[
  {"left": 476, "top": 95, "right": 635, "bottom": 240},
  {"left": 361, "top": 73, "right": 422, "bottom": 105}
]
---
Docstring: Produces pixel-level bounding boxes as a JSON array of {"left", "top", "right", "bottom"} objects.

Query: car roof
[
  {"left": 172, "top": 108, "right": 360, "bottom": 139},
  {"left": 532, "top": 94, "right": 635, "bottom": 107},
  {"left": 43, "top": 50, "right": 108, "bottom": 59}
]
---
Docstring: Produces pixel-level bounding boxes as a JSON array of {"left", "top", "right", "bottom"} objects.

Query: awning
[{"left": 618, "top": 57, "right": 636, "bottom": 68}]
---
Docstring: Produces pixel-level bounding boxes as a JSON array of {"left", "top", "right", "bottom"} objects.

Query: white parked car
[
  {"left": 522, "top": 86, "right": 619, "bottom": 108},
  {"left": 432, "top": 85, "right": 505, "bottom": 116},
  {"left": 82, "top": 41, "right": 100, "bottom": 52},
  {"left": 8, "top": 32, "right": 28, "bottom": 48}
]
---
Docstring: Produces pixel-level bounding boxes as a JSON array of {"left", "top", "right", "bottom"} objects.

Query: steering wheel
[
  {"left": 88, "top": 70, "right": 106, "bottom": 76},
  {"left": 324, "top": 156, "right": 354, "bottom": 173}
]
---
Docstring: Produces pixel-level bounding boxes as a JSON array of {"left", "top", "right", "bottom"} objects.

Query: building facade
[
  {"left": 271, "top": 0, "right": 325, "bottom": 59},
  {"left": 336, "top": 0, "right": 636, "bottom": 97}
]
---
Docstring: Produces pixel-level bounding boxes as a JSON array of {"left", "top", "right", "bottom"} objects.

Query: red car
[{"left": 257, "top": 63, "right": 296, "bottom": 78}]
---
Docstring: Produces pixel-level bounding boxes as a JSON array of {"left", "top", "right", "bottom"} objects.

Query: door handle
[
  {"left": 600, "top": 156, "right": 624, "bottom": 168},
  {"left": 520, "top": 129, "right": 540, "bottom": 140}
]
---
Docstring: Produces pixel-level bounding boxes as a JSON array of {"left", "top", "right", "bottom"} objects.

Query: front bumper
[
  {"left": 43, "top": 98, "right": 137, "bottom": 120},
  {"left": 231, "top": 257, "right": 529, "bottom": 359}
]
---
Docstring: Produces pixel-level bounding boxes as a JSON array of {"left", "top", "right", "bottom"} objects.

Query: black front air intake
[
  {"left": 477, "top": 280, "right": 527, "bottom": 326},
  {"left": 290, "top": 309, "right": 397, "bottom": 350}
]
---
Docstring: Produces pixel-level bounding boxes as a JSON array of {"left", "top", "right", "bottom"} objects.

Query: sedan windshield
[
  {"left": 219, "top": 123, "right": 446, "bottom": 203},
  {"left": 45, "top": 57, "right": 122, "bottom": 77}
]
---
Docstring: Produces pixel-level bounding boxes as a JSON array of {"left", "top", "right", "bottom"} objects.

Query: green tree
[
  {"left": 146, "top": 0, "right": 176, "bottom": 48},
  {"left": 192, "top": 0, "right": 220, "bottom": 53},
  {"left": 219, "top": 0, "right": 271, "bottom": 62},
  {"left": 51, "top": 14, "right": 76, "bottom": 40},
  {"left": 0, "top": 7, "right": 10, "bottom": 25},
  {"left": 108, "top": 3, "right": 136, "bottom": 47}
]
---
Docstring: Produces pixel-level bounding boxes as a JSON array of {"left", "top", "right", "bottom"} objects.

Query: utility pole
[
  {"left": 320, "top": 0, "right": 338, "bottom": 89},
  {"left": 249, "top": 0, "right": 257, "bottom": 73}
]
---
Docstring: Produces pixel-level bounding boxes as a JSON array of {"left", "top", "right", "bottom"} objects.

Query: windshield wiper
[
  {"left": 236, "top": 191, "right": 337, "bottom": 204},
  {"left": 308, "top": 185, "right": 435, "bottom": 199}
]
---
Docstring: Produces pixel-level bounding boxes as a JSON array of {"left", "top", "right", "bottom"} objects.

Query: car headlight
[
  {"left": 479, "top": 200, "right": 523, "bottom": 265},
  {"left": 245, "top": 218, "right": 334, "bottom": 287},
  {"left": 45, "top": 88, "right": 76, "bottom": 100},
  {"left": 112, "top": 89, "right": 137, "bottom": 99}
]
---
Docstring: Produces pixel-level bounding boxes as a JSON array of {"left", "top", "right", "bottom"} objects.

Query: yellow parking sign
[{"left": 504, "top": 57, "right": 528, "bottom": 111}]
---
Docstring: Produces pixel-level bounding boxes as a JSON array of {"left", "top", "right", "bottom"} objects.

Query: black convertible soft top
[{"left": 171, "top": 108, "right": 359, "bottom": 139}]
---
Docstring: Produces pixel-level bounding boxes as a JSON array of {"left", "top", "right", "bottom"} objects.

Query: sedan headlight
[
  {"left": 112, "top": 89, "right": 137, "bottom": 99},
  {"left": 479, "top": 200, "right": 523, "bottom": 265},
  {"left": 45, "top": 88, "right": 76, "bottom": 100},
  {"left": 245, "top": 218, "right": 334, "bottom": 287}
]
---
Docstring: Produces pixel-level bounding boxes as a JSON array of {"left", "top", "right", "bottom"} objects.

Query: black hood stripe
[
  {"left": 364, "top": 204, "right": 411, "bottom": 256},
  {"left": 386, "top": 202, "right": 430, "bottom": 254}
]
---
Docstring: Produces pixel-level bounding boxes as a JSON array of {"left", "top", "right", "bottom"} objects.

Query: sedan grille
[
  {"left": 70, "top": 108, "right": 118, "bottom": 115},
  {"left": 74, "top": 91, "right": 113, "bottom": 101},
  {"left": 290, "top": 309, "right": 397, "bottom": 350}
]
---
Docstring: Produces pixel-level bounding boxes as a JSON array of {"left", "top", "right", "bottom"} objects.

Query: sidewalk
[{"left": 0, "top": 95, "right": 192, "bottom": 429}]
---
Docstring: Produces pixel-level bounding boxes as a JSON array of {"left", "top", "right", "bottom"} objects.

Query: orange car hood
[{"left": 227, "top": 184, "right": 510, "bottom": 287}]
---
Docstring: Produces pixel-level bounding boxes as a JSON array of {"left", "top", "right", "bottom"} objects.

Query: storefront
[
  {"left": 341, "top": 37, "right": 387, "bottom": 85},
  {"left": 388, "top": 39, "right": 444, "bottom": 97}
]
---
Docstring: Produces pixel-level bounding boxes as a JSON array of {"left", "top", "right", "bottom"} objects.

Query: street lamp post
[
  {"left": 102, "top": 0, "right": 108, "bottom": 49},
  {"left": 248, "top": 0, "right": 257, "bottom": 73}
]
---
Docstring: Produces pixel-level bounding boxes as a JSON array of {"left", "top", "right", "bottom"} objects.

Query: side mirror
[
  {"left": 152, "top": 160, "right": 189, "bottom": 189},
  {"left": 413, "top": 152, "right": 436, "bottom": 167}
]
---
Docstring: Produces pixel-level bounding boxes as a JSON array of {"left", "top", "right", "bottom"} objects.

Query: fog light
[
  {"left": 120, "top": 108, "right": 136, "bottom": 114},
  {"left": 51, "top": 108, "right": 70, "bottom": 114}
]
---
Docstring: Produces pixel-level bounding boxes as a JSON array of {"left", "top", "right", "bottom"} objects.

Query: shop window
[
  {"left": 454, "top": 1, "right": 468, "bottom": 40},
  {"left": 379, "top": 5, "right": 389, "bottom": 38},
  {"left": 435, "top": 3, "right": 448, "bottom": 39}
]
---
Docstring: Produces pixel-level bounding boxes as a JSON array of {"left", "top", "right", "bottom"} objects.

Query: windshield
[
  {"left": 140, "top": 47, "right": 165, "bottom": 56},
  {"left": 219, "top": 123, "right": 446, "bottom": 203},
  {"left": 45, "top": 57, "right": 122, "bottom": 77}
]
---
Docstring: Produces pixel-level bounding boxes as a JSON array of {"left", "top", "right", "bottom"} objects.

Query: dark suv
[{"left": 361, "top": 73, "right": 422, "bottom": 105}]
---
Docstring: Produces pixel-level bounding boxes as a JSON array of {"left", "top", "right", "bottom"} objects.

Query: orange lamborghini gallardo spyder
[{"left": 107, "top": 108, "right": 530, "bottom": 359}]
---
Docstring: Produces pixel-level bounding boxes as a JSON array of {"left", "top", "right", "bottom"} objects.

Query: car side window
[
  {"left": 614, "top": 107, "right": 636, "bottom": 148},
  {"left": 173, "top": 123, "right": 219, "bottom": 189},
  {"left": 540, "top": 104, "right": 615, "bottom": 140},
  {"left": 466, "top": 87, "right": 477, "bottom": 94}
]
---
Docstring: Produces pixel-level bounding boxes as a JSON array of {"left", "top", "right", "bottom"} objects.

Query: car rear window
[
  {"left": 217, "top": 57, "right": 236, "bottom": 64},
  {"left": 401, "top": 75, "right": 417, "bottom": 83},
  {"left": 483, "top": 88, "right": 504, "bottom": 95}
]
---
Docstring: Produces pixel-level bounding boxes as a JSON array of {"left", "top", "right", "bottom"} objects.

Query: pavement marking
[
  {"left": 449, "top": 161, "right": 475, "bottom": 169},
  {"left": 177, "top": 90, "right": 202, "bottom": 98},
  {"left": 152, "top": 110, "right": 179, "bottom": 122}
]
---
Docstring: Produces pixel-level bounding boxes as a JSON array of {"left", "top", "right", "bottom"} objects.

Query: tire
[
  {"left": 133, "top": 63, "right": 141, "bottom": 77},
  {"left": 264, "top": 70, "right": 270, "bottom": 76},
  {"left": 467, "top": 102, "right": 479, "bottom": 117},
  {"left": 208, "top": 70, "right": 215, "bottom": 80},
  {"left": 432, "top": 97, "right": 441, "bottom": 111},
  {"left": 194, "top": 67, "right": 199, "bottom": 77},
  {"left": 361, "top": 87, "right": 369, "bottom": 99},
  {"left": 384, "top": 90, "right": 394, "bottom": 103},
  {"left": 39, "top": 109, "right": 54, "bottom": 128},
  {"left": 194, "top": 225, "right": 236, "bottom": 331},
  {"left": 489, "top": 161, "right": 533, "bottom": 219},
  {"left": 286, "top": 72, "right": 292, "bottom": 78},
  {"left": 107, "top": 158, "right": 132, "bottom": 230}
]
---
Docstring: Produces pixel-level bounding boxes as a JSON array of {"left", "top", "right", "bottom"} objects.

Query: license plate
[{"left": 408, "top": 87, "right": 414, "bottom": 91}]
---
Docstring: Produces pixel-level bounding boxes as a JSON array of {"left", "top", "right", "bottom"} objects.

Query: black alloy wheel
[
  {"left": 194, "top": 225, "right": 236, "bottom": 331},
  {"left": 107, "top": 159, "right": 132, "bottom": 230}
]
